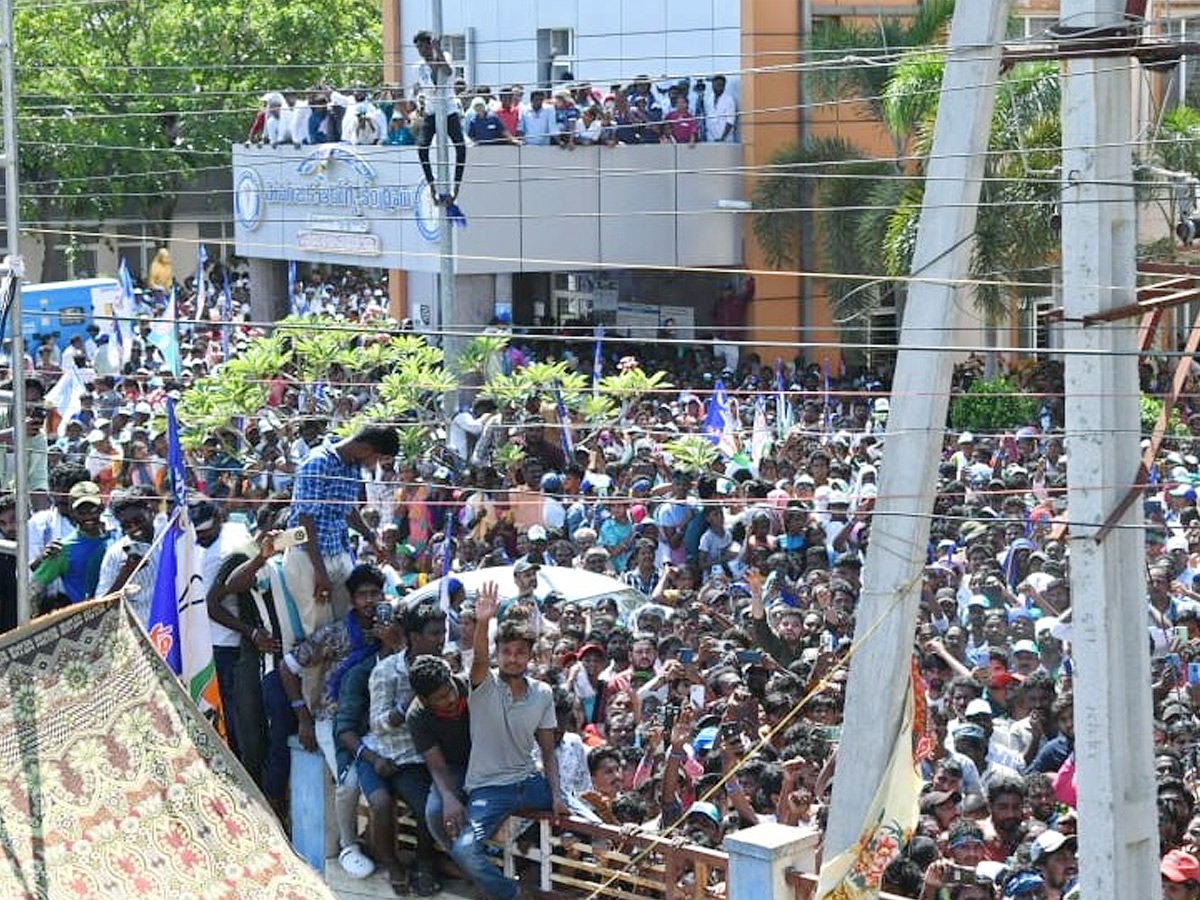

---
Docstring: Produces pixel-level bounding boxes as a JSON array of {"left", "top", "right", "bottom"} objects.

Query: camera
[
  {"left": 373, "top": 602, "right": 395, "bottom": 626},
  {"left": 945, "top": 865, "right": 977, "bottom": 886}
]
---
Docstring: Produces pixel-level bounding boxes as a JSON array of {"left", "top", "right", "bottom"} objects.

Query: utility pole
[
  {"left": 1060, "top": 0, "right": 1160, "bottom": 896},
  {"left": 822, "top": 0, "right": 1010, "bottom": 864},
  {"left": 431, "top": 0, "right": 456, "bottom": 363},
  {"left": 0, "top": 0, "right": 28, "bottom": 625}
]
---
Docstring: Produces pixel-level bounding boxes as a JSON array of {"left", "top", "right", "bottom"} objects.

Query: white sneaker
[{"left": 338, "top": 843, "right": 375, "bottom": 879}]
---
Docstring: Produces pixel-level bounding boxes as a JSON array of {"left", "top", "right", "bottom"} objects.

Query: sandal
[{"left": 412, "top": 867, "right": 442, "bottom": 897}]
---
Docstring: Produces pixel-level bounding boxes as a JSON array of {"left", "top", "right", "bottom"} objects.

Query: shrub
[{"left": 949, "top": 375, "right": 1037, "bottom": 433}]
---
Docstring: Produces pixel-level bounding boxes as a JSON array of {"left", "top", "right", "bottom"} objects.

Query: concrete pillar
[
  {"left": 725, "top": 823, "right": 820, "bottom": 900},
  {"left": 388, "top": 268, "right": 407, "bottom": 321},
  {"left": 247, "top": 257, "right": 288, "bottom": 325},
  {"left": 823, "top": 0, "right": 1010, "bottom": 863},
  {"left": 1060, "top": 1, "right": 1161, "bottom": 896}
]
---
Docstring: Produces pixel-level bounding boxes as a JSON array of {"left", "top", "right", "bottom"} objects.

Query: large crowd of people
[
  {"left": 4, "top": 257, "right": 1200, "bottom": 900},
  {"left": 248, "top": 58, "right": 738, "bottom": 150}
]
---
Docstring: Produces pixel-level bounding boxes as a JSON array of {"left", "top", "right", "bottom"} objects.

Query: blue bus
[{"left": 20, "top": 278, "right": 122, "bottom": 347}]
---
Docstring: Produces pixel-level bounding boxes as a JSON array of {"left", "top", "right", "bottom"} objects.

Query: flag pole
[{"left": 0, "top": 0, "right": 29, "bottom": 624}]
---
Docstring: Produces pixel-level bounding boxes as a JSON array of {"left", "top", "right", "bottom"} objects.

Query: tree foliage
[
  {"left": 175, "top": 318, "right": 674, "bottom": 457},
  {"left": 949, "top": 376, "right": 1037, "bottom": 433},
  {"left": 14, "top": 0, "right": 382, "bottom": 230}
]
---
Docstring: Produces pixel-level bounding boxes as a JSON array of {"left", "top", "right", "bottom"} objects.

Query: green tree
[
  {"left": 878, "top": 56, "right": 1061, "bottom": 319},
  {"left": 15, "top": 0, "right": 381, "bottom": 265}
]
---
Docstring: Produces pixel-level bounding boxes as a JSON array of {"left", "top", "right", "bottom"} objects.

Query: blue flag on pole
[
  {"left": 553, "top": 380, "right": 574, "bottom": 460},
  {"left": 146, "top": 400, "right": 223, "bottom": 714},
  {"left": 774, "top": 360, "right": 792, "bottom": 437},
  {"left": 287, "top": 260, "right": 297, "bottom": 316},
  {"left": 147, "top": 399, "right": 189, "bottom": 675},
  {"left": 194, "top": 244, "right": 208, "bottom": 322},
  {"left": 148, "top": 287, "right": 180, "bottom": 377},
  {"left": 592, "top": 325, "right": 604, "bottom": 397}
]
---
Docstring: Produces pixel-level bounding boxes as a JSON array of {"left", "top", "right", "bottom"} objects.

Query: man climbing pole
[{"left": 413, "top": 31, "right": 466, "bottom": 207}]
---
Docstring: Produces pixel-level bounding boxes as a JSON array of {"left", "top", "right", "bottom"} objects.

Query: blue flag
[
  {"left": 148, "top": 287, "right": 180, "bottom": 377},
  {"left": 147, "top": 400, "right": 189, "bottom": 675},
  {"left": 287, "top": 260, "right": 298, "bottom": 316},
  {"left": 194, "top": 244, "right": 208, "bottom": 322},
  {"left": 553, "top": 380, "right": 574, "bottom": 460},
  {"left": 704, "top": 379, "right": 736, "bottom": 455},
  {"left": 592, "top": 325, "right": 604, "bottom": 397},
  {"left": 774, "top": 360, "right": 792, "bottom": 438},
  {"left": 146, "top": 400, "right": 222, "bottom": 714}
]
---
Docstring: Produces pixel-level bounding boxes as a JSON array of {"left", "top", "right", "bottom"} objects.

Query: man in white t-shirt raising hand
[{"left": 413, "top": 31, "right": 467, "bottom": 205}]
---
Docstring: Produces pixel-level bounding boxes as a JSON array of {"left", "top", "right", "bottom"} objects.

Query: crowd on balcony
[
  {"left": 5, "top": 257, "right": 1200, "bottom": 900},
  {"left": 246, "top": 72, "right": 738, "bottom": 150}
]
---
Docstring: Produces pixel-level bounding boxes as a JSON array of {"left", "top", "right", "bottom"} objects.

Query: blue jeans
[
  {"left": 450, "top": 774, "right": 552, "bottom": 900},
  {"left": 427, "top": 763, "right": 467, "bottom": 851}
]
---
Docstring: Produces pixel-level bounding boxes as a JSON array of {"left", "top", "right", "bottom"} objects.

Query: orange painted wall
[{"left": 741, "top": 0, "right": 810, "bottom": 369}]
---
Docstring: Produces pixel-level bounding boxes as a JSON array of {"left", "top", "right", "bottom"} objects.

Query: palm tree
[
  {"left": 878, "top": 56, "right": 1061, "bottom": 320},
  {"left": 751, "top": 2, "right": 955, "bottom": 344},
  {"left": 805, "top": 0, "right": 956, "bottom": 157},
  {"left": 752, "top": 42, "right": 1062, "bottom": 340}
]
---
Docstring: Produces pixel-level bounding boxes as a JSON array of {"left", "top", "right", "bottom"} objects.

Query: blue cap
[{"left": 692, "top": 726, "right": 718, "bottom": 752}]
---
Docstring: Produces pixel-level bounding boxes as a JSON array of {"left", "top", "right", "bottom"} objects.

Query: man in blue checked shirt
[{"left": 283, "top": 424, "right": 400, "bottom": 636}]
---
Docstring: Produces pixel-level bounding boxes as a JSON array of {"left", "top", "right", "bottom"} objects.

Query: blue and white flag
[
  {"left": 113, "top": 257, "right": 136, "bottom": 363},
  {"left": 774, "top": 360, "right": 792, "bottom": 438},
  {"left": 751, "top": 396, "right": 771, "bottom": 467},
  {"left": 148, "top": 287, "right": 180, "bottom": 376},
  {"left": 193, "top": 244, "right": 208, "bottom": 322},
  {"left": 552, "top": 380, "right": 574, "bottom": 460},
  {"left": 147, "top": 400, "right": 222, "bottom": 715},
  {"left": 592, "top": 325, "right": 604, "bottom": 397},
  {"left": 287, "top": 260, "right": 298, "bottom": 316},
  {"left": 45, "top": 365, "right": 87, "bottom": 436},
  {"left": 704, "top": 379, "right": 737, "bottom": 456}
]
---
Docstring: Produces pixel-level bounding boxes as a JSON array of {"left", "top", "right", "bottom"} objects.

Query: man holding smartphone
[{"left": 284, "top": 424, "right": 399, "bottom": 636}]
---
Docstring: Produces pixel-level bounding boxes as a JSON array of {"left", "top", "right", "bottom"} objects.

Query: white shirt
[
  {"left": 200, "top": 522, "right": 254, "bottom": 648},
  {"left": 573, "top": 116, "right": 602, "bottom": 144},
  {"left": 28, "top": 507, "right": 73, "bottom": 564},
  {"left": 707, "top": 91, "right": 737, "bottom": 142},
  {"left": 415, "top": 50, "right": 458, "bottom": 118},
  {"left": 95, "top": 522, "right": 166, "bottom": 625}
]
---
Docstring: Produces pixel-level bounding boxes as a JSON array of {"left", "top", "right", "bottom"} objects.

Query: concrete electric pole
[
  {"left": 823, "top": 0, "right": 1011, "bottom": 862},
  {"left": 1060, "top": 0, "right": 1161, "bottom": 896}
]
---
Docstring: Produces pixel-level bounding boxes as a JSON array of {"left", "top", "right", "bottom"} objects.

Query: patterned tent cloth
[{"left": 0, "top": 598, "right": 334, "bottom": 900}]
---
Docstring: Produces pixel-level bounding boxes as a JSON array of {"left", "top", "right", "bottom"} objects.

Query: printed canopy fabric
[{"left": 0, "top": 598, "right": 334, "bottom": 900}]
